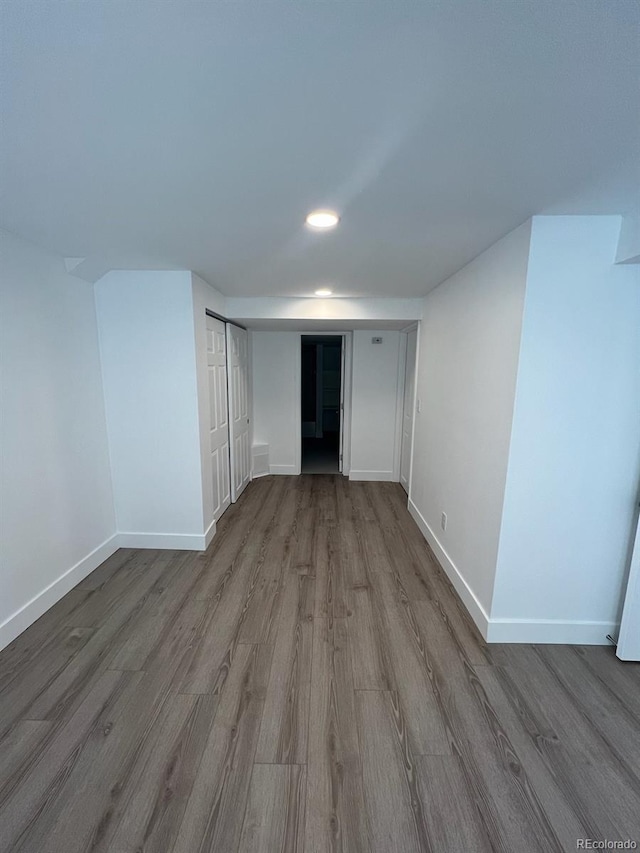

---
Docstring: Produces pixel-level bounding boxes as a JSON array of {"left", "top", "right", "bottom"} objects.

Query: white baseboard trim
[
  {"left": 117, "top": 531, "right": 209, "bottom": 550},
  {"left": 203, "top": 519, "right": 216, "bottom": 549},
  {"left": 0, "top": 534, "right": 119, "bottom": 652},
  {"left": 269, "top": 464, "right": 298, "bottom": 476},
  {"left": 349, "top": 470, "right": 396, "bottom": 482},
  {"left": 251, "top": 471, "right": 271, "bottom": 479},
  {"left": 408, "top": 499, "right": 490, "bottom": 640},
  {"left": 408, "top": 498, "right": 617, "bottom": 646},
  {"left": 486, "top": 619, "right": 618, "bottom": 645}
]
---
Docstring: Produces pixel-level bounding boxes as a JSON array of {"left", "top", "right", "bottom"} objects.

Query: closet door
[
  {"left": 207, "top": 315, "right": 231, "bottom": 521},
  {"left": 226, "top": 323, "right": 251, "bottom": 502}
]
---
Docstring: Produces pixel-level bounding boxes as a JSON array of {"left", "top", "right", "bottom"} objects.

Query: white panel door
[
  {"left": 206, "top": 315, "right": 231, "bottom": 522},
  {"left": 227, "top": 323, "right": 251, "bottom": 502},
  {"left": 400, "top": 328, "right": 418, "bottom": 493}
]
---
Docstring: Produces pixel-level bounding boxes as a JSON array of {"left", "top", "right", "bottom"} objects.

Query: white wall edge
[
  {"left": 204, "top": 519, "right": 216, "bottom": 549},
  {"left": 486, "top": 618, "right": 617, "bottom": 645},
  {"left": 407, "top": 322, "right": 420, "bottom": 498},
  {"left": 117, "top": 531, "right": 208, "bottom": 550},
  {"left": 616, "top": 505, "right": 640, "bottom": 660},
  {"left": 350, "top": 470, "right": 396, "bottom": 482},
  {"left": 392, "top": 332, "right": 406, "bottom": 482},
  {"left": 408, "top": 499, "right": 490, "bottom": 639},
  {"left": 269, "top": 465, "right": 299, "bottom": 475},
  {"left": 252, "top": 471, "right": 271, "bottom": 479},
  {"left": 0, "top": 534, "right": 120, "bottom": 652}
]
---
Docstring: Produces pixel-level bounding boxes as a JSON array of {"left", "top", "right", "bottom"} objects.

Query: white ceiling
[{"left": 1, "top": 1, "right": 638, "bottom": 297}]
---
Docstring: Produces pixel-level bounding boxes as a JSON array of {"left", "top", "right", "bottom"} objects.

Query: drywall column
[
  {"left": 491, "top": 216, "right": 640, "bottom": 643},
  {"left": 96, "top": 271, "right": 206, "bottom": 548}
]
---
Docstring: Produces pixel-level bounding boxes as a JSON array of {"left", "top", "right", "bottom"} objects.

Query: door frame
[
  {"left": 400, "top": 322, "right": 420, "bottom": 497},
  {"left": 205, "top": 313, "right": 232, "bottom": 523},
  {"left": 226, "top": 322, "right": 251, "bottom": 503},
  {"left": 392, "top": 331, "right": 408, "bottom": 484},
  {"left": 295, "top": 331, "right": 353, "bottom": 476},
  {"left": 398, "top": 320, "right": 421, "bottom": 496},
  {"left": 202, "top": 310, "right": 249, "bottom": 517}
]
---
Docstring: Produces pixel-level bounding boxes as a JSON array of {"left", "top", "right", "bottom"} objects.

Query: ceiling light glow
[
  {"left": 314, "top": 288, "right": 333, "bottom": 297},
  {"left": 305, "top": 209, "right": 339, "bottom": 229}
]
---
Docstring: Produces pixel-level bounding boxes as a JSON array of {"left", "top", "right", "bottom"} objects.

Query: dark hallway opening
[{"left": 301, "top": 336, "right": 342, "bottom": 474}]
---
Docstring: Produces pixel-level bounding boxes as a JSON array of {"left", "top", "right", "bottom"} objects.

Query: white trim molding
[
  {"left": 486, "top": 618, "right": 618, "bottom": 645},
  {"left": 0, "top": 534, "right": 120, "bottom": 652},
  {"left": 408, "top": 499, "right": 491, "bottom": 639},
  {"left": 117, "top": 531, "right": 210, "bottom": 550},
  {"left": 204, "top": 519, "right": 217, "bottom": 549},
  {"left": 408, "top": 498, "right": 616, "bottom": 646},
  {"left": 0, "top": 522, "right": 222, "bottom": 652},
  {"left": 269, "top": 464, "right": 299, "bottom": 476},
  {"left": 349, "top": 470, "right": 395, "bottom": 482}
]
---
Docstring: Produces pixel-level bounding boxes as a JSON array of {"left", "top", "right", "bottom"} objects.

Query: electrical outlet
[
  {"left": 441, "top": 512, "right": 447, "bottom": 531},
  {"left": 416, "top": 397, "right": 422, "bottom": 413}
]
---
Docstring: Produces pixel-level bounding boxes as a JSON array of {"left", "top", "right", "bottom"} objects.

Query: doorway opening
[{"left": 301, "top": 335, "right": 343, "bottom": 474}]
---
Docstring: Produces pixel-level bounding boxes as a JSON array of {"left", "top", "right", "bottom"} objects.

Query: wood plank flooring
[{"left": 1, "top": 475, "right": 640, "bottom": 852}]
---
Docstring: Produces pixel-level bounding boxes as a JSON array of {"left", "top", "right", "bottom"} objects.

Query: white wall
[
  {"left": 491, "top": 216, "right": 640, "bottom": 642},
  {"left": 0, "top": 230, "right": 116, "bottom": 650},
  {"left": 350, "top": 330, "right": 403, "bottom": 481},
  {"left": 408, "top": 223, "right": 532, "bottom": 625},
  {"left": 191, "top": 273, "right": 227, "bottom": 539},
  {"left": 95, "top": 271, "right": 206, "bottom": 547},
  {"left": 251, "top": 332, "right": 301, "bottom": 475}
]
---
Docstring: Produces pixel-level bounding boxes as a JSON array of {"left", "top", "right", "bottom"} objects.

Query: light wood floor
[{"left": 2, "top": 476, "right": 640, "bottom": 852}]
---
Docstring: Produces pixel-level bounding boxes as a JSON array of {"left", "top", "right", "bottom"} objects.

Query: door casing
[{"left": 295, "top": 331, "right": 352, "bottom": 476}]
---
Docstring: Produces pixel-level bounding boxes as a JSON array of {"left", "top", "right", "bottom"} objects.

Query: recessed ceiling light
[
  {"left": 314, "top": 288, "right": 333, "bottom": 297},
  {"left": 305, "top": 209, "right": 340, "bottom": 229}
]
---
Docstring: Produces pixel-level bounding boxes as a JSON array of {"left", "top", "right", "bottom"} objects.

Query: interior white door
[
  {"left": 400, "top": 327, "right": 418, "bottom": 493},
  {"left": 206, "top": 315, "right": 231, "bottom": 522},
  {"left": 617, "top": 511, "right": 640, "bottom": 660},
  {"left": 226, "top": 323, "right": 251, "bottom": 502}
]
